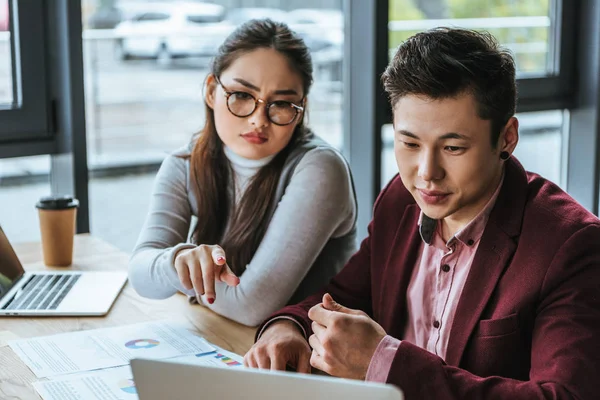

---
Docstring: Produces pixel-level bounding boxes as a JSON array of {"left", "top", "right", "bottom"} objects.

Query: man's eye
[
  {"left": 445, "top": 146, "right": 464, "bottom": 153},
  {"left": 402, "top": 141, "right": 419, "bottom": 149}
]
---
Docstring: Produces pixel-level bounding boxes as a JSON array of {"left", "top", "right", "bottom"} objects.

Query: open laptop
[
  {"left": 131, "top": 358, "right": 404, "bottom": 400},
  {"left": 0, "top": 226, "right": 127, "bottom": 316}
]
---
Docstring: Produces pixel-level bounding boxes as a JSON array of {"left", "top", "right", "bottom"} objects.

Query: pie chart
[
  {"left": 119, "top": 379, "right": 137, "bottom": 395},
  {"left": 124, "top": 339, "right": 160, "bottom": 349}
]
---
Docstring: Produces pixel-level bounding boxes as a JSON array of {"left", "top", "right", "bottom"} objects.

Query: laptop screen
[{"left": 0, "top": 227, "right": 25, "bottom": 299}]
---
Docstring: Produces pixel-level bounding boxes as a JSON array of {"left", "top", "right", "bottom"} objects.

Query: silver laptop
[
  {"left": 0, "top": 226, "right": 127, "bottom": 316},
  {"left": 131, "top": 358, "right": 403, "bottom": 400}
]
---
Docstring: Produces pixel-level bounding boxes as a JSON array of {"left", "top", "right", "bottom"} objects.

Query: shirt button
[
  {"left": 433, "top": 320, "right": 440, "bottom": 329},
  {"left": 467, "top": 239, "right": 475, "bottom": 246},
  {"left": 441, "top": 264, "right": 450, "bottom": 273}
]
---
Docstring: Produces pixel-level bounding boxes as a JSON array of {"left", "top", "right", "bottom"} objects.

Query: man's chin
[{"left": 416, "top": 203, "right": 452, "bottom": 221}]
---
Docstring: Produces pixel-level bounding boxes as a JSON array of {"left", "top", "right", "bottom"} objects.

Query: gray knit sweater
[{"left": 128, "top": 134, "right": 357, "bottom": 326}]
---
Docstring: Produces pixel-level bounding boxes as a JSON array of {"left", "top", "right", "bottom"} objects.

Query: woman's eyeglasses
[{"left": 214, "top": 76, "right": 304, "bottom": 126}]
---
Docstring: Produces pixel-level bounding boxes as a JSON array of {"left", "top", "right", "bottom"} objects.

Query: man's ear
[
  {"left": 498, "top": 116, "right": 519, "bottom": 155},
  {"left": 205, "top": 74, "right": 217, "bottom": 109}
]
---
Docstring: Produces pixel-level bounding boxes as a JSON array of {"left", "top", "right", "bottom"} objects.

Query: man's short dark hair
[{"left": 381, "top": 28, "right": 516, "bottom": 147}]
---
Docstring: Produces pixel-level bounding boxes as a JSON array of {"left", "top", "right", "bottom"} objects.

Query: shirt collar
[{"left": 418, "top": 173, "right": 505, "bottom": 246}]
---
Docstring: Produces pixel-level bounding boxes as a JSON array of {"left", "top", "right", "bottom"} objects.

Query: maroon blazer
[{"left": 258, "top": 157, "right": 600, "bottom": 399}]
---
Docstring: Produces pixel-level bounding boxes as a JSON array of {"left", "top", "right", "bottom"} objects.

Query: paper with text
[
  {"left": 32, "top": 347, "right": 244, "bottom": 400},
  {"left": 9, "top": 320, "right": 214, "bottom": 378}
]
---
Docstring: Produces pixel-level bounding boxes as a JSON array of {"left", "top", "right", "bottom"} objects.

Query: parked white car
[
  {"left": 113, "top": 2, "right": 225, "bottom": 63},
  {"left": 286, "top": 9, "right": 344, "bottom": 82},
  {"left": 185, "top": 7, "right": 290, "bottom": 59},
  {"left": 287, "top": 8, "right": 343, "bottom": 53}
]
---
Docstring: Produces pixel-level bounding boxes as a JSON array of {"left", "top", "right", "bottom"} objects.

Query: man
[{"left": 244, "top": 28, "right": 600, "bottom": 399}]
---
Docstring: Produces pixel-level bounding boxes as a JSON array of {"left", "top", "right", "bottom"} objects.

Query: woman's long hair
[{"left": 188, "top": 19, "right": 313, "bottom": 275}]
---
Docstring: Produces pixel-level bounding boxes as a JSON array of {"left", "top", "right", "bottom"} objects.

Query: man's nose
[{"left": 418, "top": 150, "right": 444, "bottom": 181}]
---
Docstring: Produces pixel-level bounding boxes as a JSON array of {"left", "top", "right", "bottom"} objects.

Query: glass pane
[
  {"left": 0, "top": 0, "right": 13, "bottom": 106},
  {"left": 81, "top": 0, "right": 344, "bottom": 249},
  {"left": 0, "top": 155, "right": 52, "bottom": 243},
  {"left": 89, "top": 174, "right": 156, "bottom": 252},
  {"left": 512, "top": 110, "right": 564, "bottom": 185},
  {"left": 389, "top": 0, "right": 553, "bottom": 76},
  {"left": 381, "top": 110, "right": 565, "bottom": 189}
]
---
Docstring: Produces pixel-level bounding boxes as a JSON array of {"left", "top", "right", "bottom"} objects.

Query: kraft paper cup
[{"left": 36, "top": 196, "right": 79, "bottom": 267}]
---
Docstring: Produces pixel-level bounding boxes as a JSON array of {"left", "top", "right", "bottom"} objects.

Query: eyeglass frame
[{"left": 213, "top": 75, "right": 305, "bottom": 126}]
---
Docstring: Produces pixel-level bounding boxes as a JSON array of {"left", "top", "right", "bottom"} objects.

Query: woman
[{"left": 128, "top": 19, "right": 357, "bottom": 327}]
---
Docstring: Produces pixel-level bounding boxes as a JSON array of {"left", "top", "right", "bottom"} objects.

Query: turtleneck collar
[{"left": 223, "top": 145, "right": 275, "bottom": 176}]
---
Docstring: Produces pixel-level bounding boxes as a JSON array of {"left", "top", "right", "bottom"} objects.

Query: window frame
[
  {"left": 0, "top": 0, "right": 50, "bottom": 142},
  {"left": 0, "top": 0, "right": 90, "bottom": 233},
  {"left": 345, "top": 0, "right": 584, "bottom": 241}
]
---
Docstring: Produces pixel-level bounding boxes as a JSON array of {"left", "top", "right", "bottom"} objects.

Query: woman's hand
[{"left": 174, "top": 244, "right": 240, "bottom": 304}]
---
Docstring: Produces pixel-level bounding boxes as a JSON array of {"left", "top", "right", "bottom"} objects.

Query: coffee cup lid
[{"left": 36, "top": 195, "right": 79, "bottom": 210}]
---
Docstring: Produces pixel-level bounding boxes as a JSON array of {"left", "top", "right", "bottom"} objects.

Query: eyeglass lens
[{"left": 227, "top": 92, "right": 299, "bottom": 125}]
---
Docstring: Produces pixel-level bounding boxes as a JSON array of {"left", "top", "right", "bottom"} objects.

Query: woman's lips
[{"left": 241, "top": 132, "right": 268, "bottom": 144}]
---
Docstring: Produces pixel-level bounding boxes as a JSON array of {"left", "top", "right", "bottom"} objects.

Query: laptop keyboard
[{"left": 2, "top": 273, "right": 81, "bottom": 311}]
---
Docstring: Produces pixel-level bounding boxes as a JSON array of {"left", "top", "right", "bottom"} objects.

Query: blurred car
[
  {"left": 286, "top": 9, "right": 344, "bottom": 82},
  {"left": 113, "top": 2, "right": 225, "bottom": 62},
  {"left": 287, "top": 8, "right": 343, "bottom": 53},
  {"left": 0, "top": 0, "right": 8, "bottom": 31},
  {"left": 87, "top": 6, "right": 123, "bottom": 30},
  {"left": 188, "top": 7, "right": 289, "bottom": 58}
]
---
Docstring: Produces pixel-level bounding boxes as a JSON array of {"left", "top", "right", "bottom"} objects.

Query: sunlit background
[{"left": 0, "top": 0, "right": 566, "bottom": 251}]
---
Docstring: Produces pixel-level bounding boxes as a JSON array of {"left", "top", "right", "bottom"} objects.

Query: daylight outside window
[{"left": 382, "top": 0, "right": 565, "bottom": 189}]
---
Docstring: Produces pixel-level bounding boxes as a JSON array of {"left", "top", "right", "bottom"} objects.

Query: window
[
  {"left": 0, "top": 155, "right": 52, "bottom": 243},
  {"left": 0, "top": 0, "right": 12, "bottom": 107},
  {"left": 0, "top": 0, "right": 49, "bottom": 141},
  {"left": 389, "top": 0, "right": 555, "bottom": 76},
  {"left": 80, "top": 1, "right": 345, "bottom": 249},
  {"left": 381, "top": 0, "right": 573, "bottom": 190}
]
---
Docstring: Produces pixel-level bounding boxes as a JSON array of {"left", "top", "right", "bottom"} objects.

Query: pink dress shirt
[{"left": 366, "top": 178, "right": 503, "bottom": 382}]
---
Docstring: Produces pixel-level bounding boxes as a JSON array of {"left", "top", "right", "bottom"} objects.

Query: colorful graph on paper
[
  {"left": 124, "top": 339, "right": 160, "bottom": 349},
  {"left": 214, "top": 353, "right": 242, "bottom": 367}
]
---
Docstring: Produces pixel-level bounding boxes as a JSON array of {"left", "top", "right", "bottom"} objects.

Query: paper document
[
  {"left": 175, "top": 346, "right": 245, "bottom": 368},
  {"left": 33, "top": 366, "right": 136, "bottom": 400},
  {"left": 9, "top": 320, "right": 214, "bottom": 378},
  {"left": 33, "top": 347, "right": 244, "bottom": 400}
]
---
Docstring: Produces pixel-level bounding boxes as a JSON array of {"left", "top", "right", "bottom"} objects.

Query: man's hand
[
  {"left": 174, "top": 244, "right": 240, "bottom": 304},
  {"left": 308, "top": 293, "right": 386, "bottom": 380},
  {"left": 244, "top": 320, "right": 312, "bottom": 372}
]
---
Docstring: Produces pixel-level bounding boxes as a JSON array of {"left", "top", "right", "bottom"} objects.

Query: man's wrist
[{"left": 257, "top": 317, "right": 307, "bottom": 341}]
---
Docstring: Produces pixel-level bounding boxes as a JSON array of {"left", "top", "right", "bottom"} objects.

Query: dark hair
[
  {"left": 381, "top": 27, "right": 516, "bottom": 147},
  {"left": 187, "top": 19, "right": 313, "bottom": 275}
]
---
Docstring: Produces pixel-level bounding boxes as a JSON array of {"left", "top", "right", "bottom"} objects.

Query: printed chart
[{"left": 9, "top": 320, "right": 214, "bottom": 378}]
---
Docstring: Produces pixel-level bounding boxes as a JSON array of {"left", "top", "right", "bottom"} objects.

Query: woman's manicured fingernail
[
  {"left": 208, "top": 297, "right": 214, "bottom": 304},
  {"left": 217, "top": 257, "right": 225, "bottom": 263}
]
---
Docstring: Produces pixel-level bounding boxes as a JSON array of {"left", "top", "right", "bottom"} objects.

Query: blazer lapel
[
  {"left": 444, "top": 223, "right": 517, "bottom": 366},
  {"left": 378, "top": 204, "right": 422, "bottom": 335},
  {"left": 444, "top": 158, "right": 527, "bottom": 366}
]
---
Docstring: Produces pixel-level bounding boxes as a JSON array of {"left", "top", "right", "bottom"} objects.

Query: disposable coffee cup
[{"left": 36, "top": 195, "right": 79, "bottom": 267}]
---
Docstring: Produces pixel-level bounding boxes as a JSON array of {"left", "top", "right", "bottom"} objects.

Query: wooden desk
[{"left": 0, "top": 235, "right": 257, "bottom": 400}]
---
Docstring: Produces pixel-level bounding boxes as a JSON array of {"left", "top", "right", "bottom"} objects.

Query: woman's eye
[
  {"left": 271, "top": 101, "right": 291, "bottom": 109},
  {"left": 232, "top": 92, "right": 253, "bottom": 100}
]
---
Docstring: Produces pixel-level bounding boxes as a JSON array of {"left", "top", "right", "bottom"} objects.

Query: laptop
[
  {"left": 0, "top": 226, "right": 127, "bottom": 316},
  {"left": 131, "top": 358, "right": 404, "bottom": 400}
]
